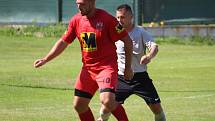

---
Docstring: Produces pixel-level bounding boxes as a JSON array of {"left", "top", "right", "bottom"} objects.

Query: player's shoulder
[
  {"left": 96, "top": 8, "right": 115, "bottom": 19},
  {"left": 96, "top": 9, "right": 109, "bottom": 15},
  {"left": 133, "top": 26, "right": 154, "bottom": 39},
  {"left": 134, "top": 26, "right": 147, "bottom": 32},
  {"left": 71, "top": 13, "right": 82, "bottom": 20},
  {"left": 68, "top": 13, "right": 82, "bottom": 24},
  {"left": 134, "top": 26, "right": 150, "bottom": 35}
]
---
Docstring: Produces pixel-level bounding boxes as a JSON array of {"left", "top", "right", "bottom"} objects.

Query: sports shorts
[
  {"left": 74, "top": 65, "right": 118, "bottom": 99},
  {"left": 115, "top": 72, "right": 161, "bottom": 104}
]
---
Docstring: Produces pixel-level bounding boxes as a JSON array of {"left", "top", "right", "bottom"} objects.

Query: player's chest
[{"left": 77, "top": 18, "right": 106, "bottom": 35}]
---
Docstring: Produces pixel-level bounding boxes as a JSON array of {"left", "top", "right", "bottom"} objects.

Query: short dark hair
[{"left": 116, "top": 4, "right": 132, "bottom": 14}]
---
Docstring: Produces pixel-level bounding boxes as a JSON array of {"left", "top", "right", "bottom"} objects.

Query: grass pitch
[{"left": 0, "top": 35, "right": 215, "bottom": 121}]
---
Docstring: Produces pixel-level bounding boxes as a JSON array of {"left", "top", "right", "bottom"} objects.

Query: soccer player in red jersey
[{"left": 33, "top": 0, "right": 133, "bottom": 121}]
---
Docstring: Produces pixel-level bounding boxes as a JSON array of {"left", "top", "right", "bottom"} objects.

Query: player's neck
[
  {"left": 86, "top": 8, "right": 96, "bottom": 18},
  {"left": 126, "top": 24, "right": 134, "bottom": 32}
]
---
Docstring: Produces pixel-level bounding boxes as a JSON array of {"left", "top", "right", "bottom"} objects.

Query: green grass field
[{"left": 0, "top": 35, "right": 215, "bottom": 121}]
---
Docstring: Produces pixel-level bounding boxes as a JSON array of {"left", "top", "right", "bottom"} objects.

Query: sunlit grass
[{"left": 0, "top": 35, "right": 215, "bottom": 121}]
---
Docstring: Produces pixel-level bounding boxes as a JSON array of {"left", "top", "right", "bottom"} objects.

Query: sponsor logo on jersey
[
  {"left": 80, "top": 32, "right": 97, "bottom": 52},
  {"left": 96, "top": 22, "right": 104, "bottom": 31},
  {"left": 115, "top": 23, "right": 124, "bottom": 33}
]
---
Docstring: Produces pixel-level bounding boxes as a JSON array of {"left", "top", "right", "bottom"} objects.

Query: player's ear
[{"left": 131, "top": 16, "right": 134, "bottom": 23}]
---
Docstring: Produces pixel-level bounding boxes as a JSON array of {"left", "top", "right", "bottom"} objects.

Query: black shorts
[{"left": 115, "top": 72, "right": 161, "bottom": 104}]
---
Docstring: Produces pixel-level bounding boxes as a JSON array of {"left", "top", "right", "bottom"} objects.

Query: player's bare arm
[
  {"left": 121, "top": 34, "right": 133, "bottom": 80},
  {"left": 34, "top": 39, "right": 68, "bottom": 68},
  {"left": 140, "top": 44, "right": 158, "bottom": 65}
]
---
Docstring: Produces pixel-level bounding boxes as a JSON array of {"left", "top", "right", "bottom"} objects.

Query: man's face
[
  {"left": 116, "top": 9, "right": 133, "bottom": 28},
  {"left": 76, "top": 0, "right": 94, "bottom": 16}
]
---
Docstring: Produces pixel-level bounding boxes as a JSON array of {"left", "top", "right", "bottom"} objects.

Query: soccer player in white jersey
[{"left": 97, "top": 4, "right": 166, "bottom": 121}]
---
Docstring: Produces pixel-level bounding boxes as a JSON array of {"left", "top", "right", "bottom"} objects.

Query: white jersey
[{"left": 116, "top": 26, "right": 157, "bottom": 75}]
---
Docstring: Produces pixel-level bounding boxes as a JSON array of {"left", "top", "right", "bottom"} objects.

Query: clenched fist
[{"left": 33, "top": 58, "right": 47, "bottom": 68}]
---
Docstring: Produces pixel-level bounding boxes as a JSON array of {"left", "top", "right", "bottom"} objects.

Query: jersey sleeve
[
  {"left": 108, "top": 16, "right": 128, "bottom": 42},
  {"left": 61, "top": 17, "right": 77, "bottom": 44},
  {"left": 141, "top": 28, "right": 157, "bottom": 50}
]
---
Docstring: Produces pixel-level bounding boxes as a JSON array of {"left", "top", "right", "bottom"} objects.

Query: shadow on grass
[
  {"left": 1, "top": 83, "right": 215, "bottom": 93},
  {"left": 0, "top": 83, "right": 74, "bottom": 91}
]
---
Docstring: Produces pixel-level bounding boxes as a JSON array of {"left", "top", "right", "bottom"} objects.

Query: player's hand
[
  {"left": 140, "top": 55, "right": 151, "bottom": 65},
  {"left": 33, "top": 58, "right": 47, "bottom": 68},
  {"left": 124, "top": 67, "right": 133, "bottom": 80}
]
